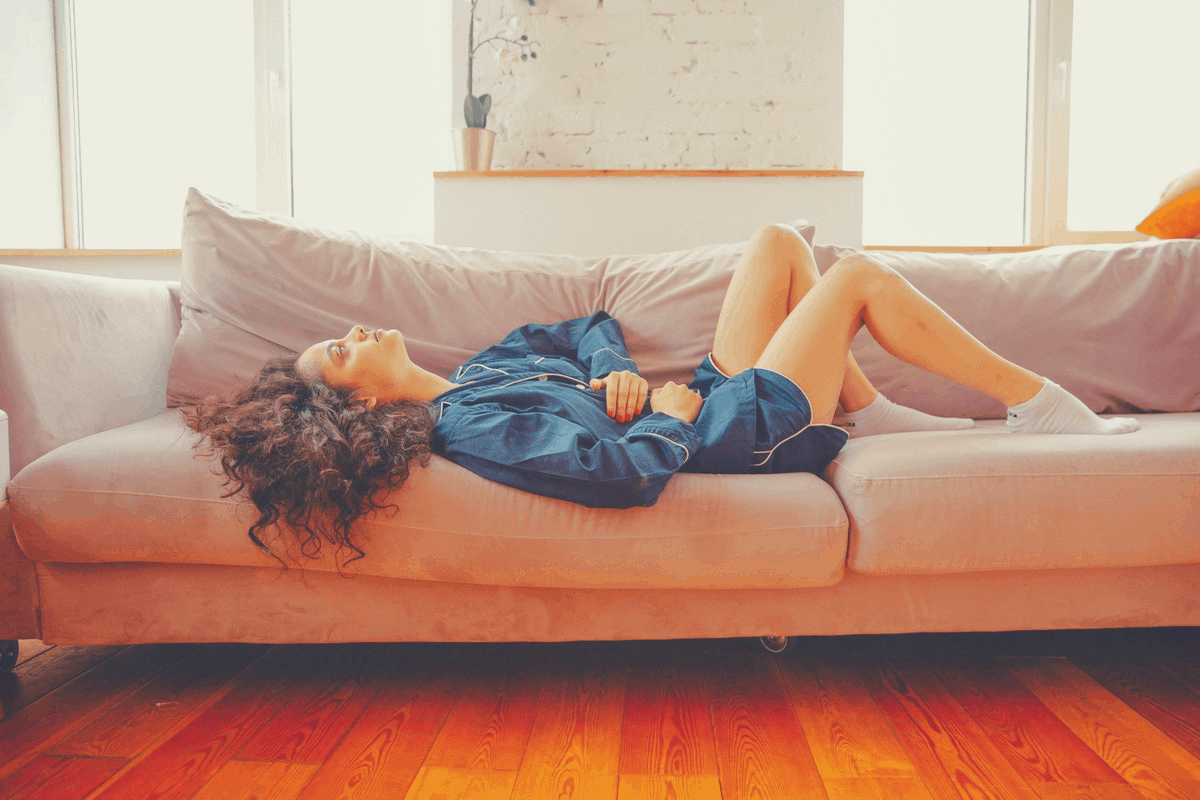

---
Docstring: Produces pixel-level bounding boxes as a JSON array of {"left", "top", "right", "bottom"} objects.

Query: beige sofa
[{"left": 3, "top": 190, "right": 1199, "bottom": 665}]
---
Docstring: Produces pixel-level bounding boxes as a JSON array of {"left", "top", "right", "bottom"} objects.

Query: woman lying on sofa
[{"left": 188, "top": 225, "right": 1137, "bottom": 564}]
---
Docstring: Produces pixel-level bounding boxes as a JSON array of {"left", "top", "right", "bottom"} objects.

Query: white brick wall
[{"left": 456, "top": 0, "right": 844, "bottom": 170}]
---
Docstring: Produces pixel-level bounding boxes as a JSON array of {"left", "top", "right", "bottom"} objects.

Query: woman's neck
[{"left": 404, "top": 366, "right": 459, "bottom": 404}]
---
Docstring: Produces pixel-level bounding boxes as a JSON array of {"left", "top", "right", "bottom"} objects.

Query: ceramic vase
[{"left": 452, "top": 128, "right": 496, "bottom": 171}]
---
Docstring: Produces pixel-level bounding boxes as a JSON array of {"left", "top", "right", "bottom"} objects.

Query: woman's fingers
[{"left": 598, "top": 370, "right": 648, "bottom": 423}]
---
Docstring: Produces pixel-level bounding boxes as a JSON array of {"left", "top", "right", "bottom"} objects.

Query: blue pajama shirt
[{"left": 430, "top": 312, "right": 848, "bottom": 508}]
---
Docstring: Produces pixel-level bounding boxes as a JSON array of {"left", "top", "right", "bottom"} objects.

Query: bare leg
[
  {"left": 710, "top": 225, "right": 878, "bottom": 413},
  {"left": 756, "top": 253, "right": 1045, "bottom": 425}
]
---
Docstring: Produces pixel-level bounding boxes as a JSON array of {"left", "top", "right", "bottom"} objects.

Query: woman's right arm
[{"left": 434, "top": 406, "right": 700, "bottom": 508}]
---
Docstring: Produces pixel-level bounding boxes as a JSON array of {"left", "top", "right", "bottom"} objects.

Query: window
[
  {"left": 16, "top": 0, "right": 450, "bottom": 249},
  {"left": 846, "top": 0, "right": 1200, "bottom": 246},
  {"left": 844, "top": 0, "right": 1029, "bottom": 246},
  {"left": 290, "top": 0, "right": 451, "bottom": 240},
  {"left": 72, "top": 0, "right": 256, "bottom": 249},
  {"left": 1, "top": 0, "right": 65, "bottom": 248},
  {"left": 1063, "top": 0, "right": 1200, "bottom": 233}
]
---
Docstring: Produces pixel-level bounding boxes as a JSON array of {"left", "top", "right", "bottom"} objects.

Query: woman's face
[{"left": 297, "top": 324, "right": 411, "bottom": 406}]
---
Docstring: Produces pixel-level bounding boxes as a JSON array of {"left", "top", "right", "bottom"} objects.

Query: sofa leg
[
  {"left": 759, "top": 635, "right": 793, "bottom": 654},
  {"left": 0, "top": 640, "right": 16, "bottom": 672}
]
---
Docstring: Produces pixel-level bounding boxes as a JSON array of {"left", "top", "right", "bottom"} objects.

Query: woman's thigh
[
  {"left": 711, "top": 224, "right": 819, "bottom": 376},
  {"left": 754, "top": 259, "right": 868, "bottom": 424}
]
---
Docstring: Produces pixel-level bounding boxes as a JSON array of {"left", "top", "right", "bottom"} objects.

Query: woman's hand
[
  {"left": 590, "top": 370, "right": 649, "bottom": 423},
  {"left": 650, "top": 382, "right": 704, "bottom": 425}
]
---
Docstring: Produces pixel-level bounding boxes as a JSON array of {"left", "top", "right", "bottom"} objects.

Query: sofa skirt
[{"left": 33, "top": 560, "right": 1200, "bottom": 645}]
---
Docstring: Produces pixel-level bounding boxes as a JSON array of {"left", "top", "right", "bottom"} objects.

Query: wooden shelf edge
[{"left": 434, "top": 169, "right": 864, "bottom": 179}]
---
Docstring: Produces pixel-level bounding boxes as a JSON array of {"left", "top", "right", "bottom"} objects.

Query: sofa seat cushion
[
  {"left": 826, "top": 415, "right": 1200, "bottom": 575},
  {"left": 9, "top": 412, "right": 850, "bottom": 590}
]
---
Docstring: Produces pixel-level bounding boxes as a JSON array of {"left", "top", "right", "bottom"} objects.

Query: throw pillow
[{"left": 1136, "top": 165, "right": 1200, "bottom": 239}]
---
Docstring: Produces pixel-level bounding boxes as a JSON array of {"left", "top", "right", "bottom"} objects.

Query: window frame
[
  {"left": 43, "top": 0, "right": 1157, "bottom": 250},
  {"left": 1026, "top": 0, "right": 1149, "bottom": 247},
  {"left": 51, "top": 0, "right": 293, "bottom": 249}
]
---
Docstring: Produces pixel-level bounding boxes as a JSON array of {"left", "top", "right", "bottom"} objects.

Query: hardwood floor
[{"left": 3, "top": 628, "right": 1200, "bottom": 799}]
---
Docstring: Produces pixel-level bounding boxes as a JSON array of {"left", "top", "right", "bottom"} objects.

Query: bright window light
[
  {"left": 291, "top": 0, "right": 452, "bottom": 241},
  {"left": 844, "top": 0, "right": 1030, "bottom": 246},
  {"left": 1067, "top": 0, "right": 1200, "bottom": 231},
  {"left": 73, "top": 0, "right": 256, "bottom": 249}
]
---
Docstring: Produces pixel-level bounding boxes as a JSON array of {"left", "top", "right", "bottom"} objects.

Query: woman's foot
[
  {"left": 1006, "top": 379, "right": 1139, "bottom": 435},
  {"left": 841, "top": 393, "right": 974, "bottom": 438}
]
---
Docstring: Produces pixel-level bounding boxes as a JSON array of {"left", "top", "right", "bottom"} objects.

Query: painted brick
[{"left": 463, "top": 0, "right": 842, "bottom": 169}]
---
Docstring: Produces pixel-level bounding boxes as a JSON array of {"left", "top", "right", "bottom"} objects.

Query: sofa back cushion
[
  {"left": 814, "top": 240, "right": 1200, "bottom": 418},
  {"left": 168, "top": 189, "right": 818, "bottom": 406}
]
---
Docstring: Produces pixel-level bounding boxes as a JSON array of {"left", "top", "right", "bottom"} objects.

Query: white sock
[
  {"left": 841, "top": 393, "right": 974, "bottom": 438},
  {"left": 1006, "top": 379, "right": 1139, "bottom": 435}
]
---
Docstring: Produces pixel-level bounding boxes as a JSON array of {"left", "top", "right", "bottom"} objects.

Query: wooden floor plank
[
  {"left": 707, "top": 654, "right": 828, "bottom": 800},
  {"left": 13, "top": 640, "right": 53, "bottom": 667},
  {"left": 858, "top": 658, "right": 1042, "bottom": 800},
  {"left": 823, "top": 777, "right": 938, "bottom": 800},
  {"left": 0, "top": 644, "right": 127, "bottom": 720},
  {"left": 47, "top": 643, "right": 268, "bottom": 759},
  {"left": 617, "top": 773, "right": 724, "bottom": 799},
  {"left": 235, "top": 643, "right": 392, "bottom": 764},
  {"left": 1009, "top": 658, "right": 1200, "bottom": 800},
  {"left": 421, "top": 644, "right": 540, "bottom": 772},
  {"left": 1030, "top": 782, "right": 1152, "bottom": 799},
  {"left": 0, "top": 644, "right": 196, "bottom": 780},
  {"left": 1073, "top": 655, "right": 1200, "bottom": 759},
  {"left": 402, "top": 766, "right": 518, "bottom": 800},
  {"left": 929, "top": 656, "right": 1125, "bottom": 785},
  {"left": 778, "top": 656, "right": 916, "bottom": 781},
  {"left": 508, "top": 644, "right": 629, "bottom": 800},
  {"left": 87, "top": 645, "right": 336, "bottom": 800},
  {"left": 189, "top": 760, "right": 319, "bottom": 800},
  {"left": 619, "top": 646, "right": 719, "bottom": 778},
  {"left": 0, "top": 754, "right": 125, "bottom": 800},
  {"left": 293, "top": 645, "right": 464, "bottom": 800}
]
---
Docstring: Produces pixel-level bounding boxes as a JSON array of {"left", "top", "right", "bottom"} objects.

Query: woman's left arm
[{"left": 503, "top": 312, "right": 641, "bottom": 380}]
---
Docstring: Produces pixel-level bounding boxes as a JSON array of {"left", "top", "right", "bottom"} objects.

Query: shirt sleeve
[
  {"left": 497, "top": 312, "right": 640, "bottom": 381},
  {"left": 434, "top": 405, "right": 700, "bottom": 508}
]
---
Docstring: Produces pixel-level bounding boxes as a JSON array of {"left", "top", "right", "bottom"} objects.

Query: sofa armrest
[{"left": 0, "top": 264, "right": 181, "bottom": 476}]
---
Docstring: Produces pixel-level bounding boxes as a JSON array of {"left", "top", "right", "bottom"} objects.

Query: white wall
[{"left": 456, "top": 0, "right": 844, "bottom": 170}]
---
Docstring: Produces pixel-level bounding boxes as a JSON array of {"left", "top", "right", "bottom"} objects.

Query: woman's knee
[
  {"left": 749, "top": 223, "right": 818, "bottom": 282},
  {"left": 824, "top": 253, "right": 901, "bottom": 298},
  {"left": 751, "top": 223, "right": 811, "bottom": 258}
]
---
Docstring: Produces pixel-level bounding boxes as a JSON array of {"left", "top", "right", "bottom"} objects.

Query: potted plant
[{"left": 454, "top": 0, "right": 539, "bottom": 170}]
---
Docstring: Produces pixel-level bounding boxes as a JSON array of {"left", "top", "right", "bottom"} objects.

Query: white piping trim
[
  {"left": 636, "top": 431, "right": 691, "bottom": 462},
  {"left": 456, "top": 363, "right": 512, "bottom": 380},
  {"left": 705, "top": 352, "right": 733, "bottom": 379},
  {"left": 499, "top": 373, "right": 589, "bottom": 390},
  {"left": 591, "top": 347, "right": 637, "bottom": 364},
  {"left": 751, "top": 423, "right": 848, "bottom": 467}
]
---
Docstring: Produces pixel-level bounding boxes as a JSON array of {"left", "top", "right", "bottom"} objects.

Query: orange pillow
[{"left": 1137, "top": 165, "right": 1200, "bottom": 238}]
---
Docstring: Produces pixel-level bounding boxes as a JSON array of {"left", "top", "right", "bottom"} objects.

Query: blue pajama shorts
[{"left": 680, "top": 354, "right": 849, "bottom": 475}]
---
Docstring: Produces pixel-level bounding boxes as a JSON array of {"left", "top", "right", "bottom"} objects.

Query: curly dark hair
[{"left": 185, "top": 356, "right": 435, "bottom": 571}]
